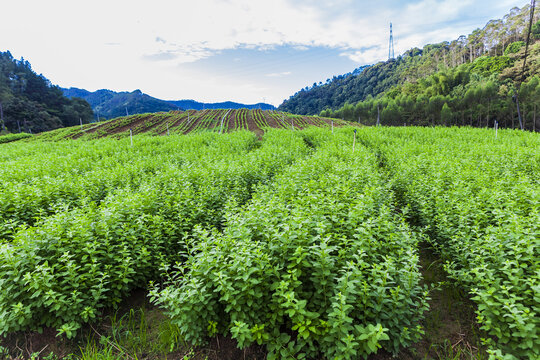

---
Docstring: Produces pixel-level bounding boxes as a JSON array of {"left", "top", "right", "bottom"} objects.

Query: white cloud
[
  {"left": 266, "top": 71, "right": 292, "bottom": 78},
  {"left": 0, "top": 0, "right": 527, "bottom": 105}
]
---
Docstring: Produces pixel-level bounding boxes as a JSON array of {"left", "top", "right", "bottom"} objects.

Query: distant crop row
[{"left": 33, "top": 110, "right": 342, "bottom": 141}]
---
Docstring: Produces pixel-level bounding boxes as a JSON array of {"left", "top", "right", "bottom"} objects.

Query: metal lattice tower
[{"left": 389, "top": 23, "right": 395, "bottom": 60}]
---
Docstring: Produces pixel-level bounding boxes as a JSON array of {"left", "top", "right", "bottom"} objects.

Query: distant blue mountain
[
  {"left": 62, "top": 87, "right": 275, "bottom": 120},
  {"left": 168, "top": 99, "right": 275, "bottom": 111}
]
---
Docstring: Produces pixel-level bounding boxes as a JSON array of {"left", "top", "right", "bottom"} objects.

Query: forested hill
[
  {"left": 0, "top": 52, "right": 94, "bottom": 133},
  {"left": 63, "top": 88, "right": 276, "bottom": 120},
  {"left": 278, "top": 4, "right": 539, "bottom": 116},
  {"left": 62, "top": 88, "right": 179, "bottom": 120}
]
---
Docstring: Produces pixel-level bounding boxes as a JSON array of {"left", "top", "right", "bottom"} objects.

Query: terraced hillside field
[{"left": 35, "top": 109, "right": 350, "bottom": 141}]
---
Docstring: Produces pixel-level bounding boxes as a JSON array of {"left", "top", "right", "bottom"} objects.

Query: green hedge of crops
[
  {"left": 0, "top": 130, "right": 311, "bottom": 336},
  {"left": 151, "top": 129, "right": 429, "bottom": 359},
  {"left": 0, "top": 133, "right": 32, "bottom": 144},
  {"left": 355, "top": 127, "right": 539, "bottom": 360},
  {"left": 0, "top": 126, "right": 537, "bottom": 360}
]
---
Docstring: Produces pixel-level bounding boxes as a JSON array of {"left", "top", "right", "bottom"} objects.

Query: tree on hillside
[
  {"left": 0, "top": 51, "right": 94, "bottom": 133},
  {"left": 279, "top": 3, "right": 539, "bottom": 117}
]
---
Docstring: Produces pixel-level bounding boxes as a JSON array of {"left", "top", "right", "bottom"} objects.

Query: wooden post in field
[
  {"left": 376, "top": 104, "right": 380, "bottom": 126},
  {"left": 80, "top": 118, "right": 83, "bottom": 130},
  {"left": 352, "top": 129, "right": 357, "bottom": 152},
  {"left": 130, "top": 128, "right": 133, "bottom": 146},
  {"left": 495, "top": 120, "right": 498, "bottom": 139},
  {"left": 331, "top": 120, "right": 334, "bottom": 133}
]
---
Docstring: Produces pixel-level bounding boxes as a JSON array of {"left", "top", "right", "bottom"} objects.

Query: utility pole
[
  {"left": 389, "top": 23, "right": 395, "bottom": 60},
  {"left": 126, "top": 107, "right": 129, "bottom": 116},
  {"left": 514, "top": 0, "right": 536, "bottom": 131},
  {"left": 376, "top": 104, "right": 381, "bottom": 126}
]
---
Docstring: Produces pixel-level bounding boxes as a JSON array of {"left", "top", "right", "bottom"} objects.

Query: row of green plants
[
  {"left": 0, "top": 130, "right": 312, "bottom": 337},
  {"left": 194, "top": 110, "right": 219, "bottom": 132},
  {"left": 183, "top": 110, "right": 208, "bottom": 133},
  {"left": 171, "top": 111, "right": 196, "bottom": 135},
  {"left": 27, "top": 110, "right": 342, "bottom": 140},
  {"left": 251, "top": 109, "right": 269, "bottom": 129},
  {"left": 1, "top": 125, "right": 537, "bottom": 359},
  {"left": 147, "top": 111, "right": 186, "bottom": 135},
  {"left": 151, "top": 128, "right": 429, "bottom": 359},
  {"left": 267, "top": 110, "right": 292, "bottom": 129},
  {"left": 0, "top": 132, "right": 33, "bottom": 144},
  {"left": 303, "top": 115, "right": 327, "bottom": 127},
  {"left": 0, "top": 136, "right": 216, "bottom": 241},
  {"left": 355, "top": 127, "right": 539, "bottom": 360},
  {"left": 234, "top": 108, "right": 248, "bottom": 130}
]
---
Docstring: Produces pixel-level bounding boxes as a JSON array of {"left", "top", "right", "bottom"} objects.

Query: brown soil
[
  {"left": 158, "top": 113, "right": 189, "bottom": 135},
  {"left": 183, "top": 110, "right": 209, "bottom": 134},
  {"left": 1, "top": 328, "right": 74, "bottom": 359},
  {"left": 185, "top": 336, "right": 266, "bottom": 360},
  {"left": 245, "top": 111, "right": 263, "bottom": 137},
  {"left": 107, "top": 114, "right": 153, "bottom": 136},
  {"left": 261, "top": 111, "right": 279, "bottom": 129},
  {"left": 46, "top": 111, "right": 347, "bottom": 140},
  {"left": 225, "top": 109, "right": 237, "bottom": 132}
]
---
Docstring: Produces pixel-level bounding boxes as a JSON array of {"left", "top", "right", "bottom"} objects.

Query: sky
[{"left": 0, "top": 0, "right": 528, "bottom": 106}]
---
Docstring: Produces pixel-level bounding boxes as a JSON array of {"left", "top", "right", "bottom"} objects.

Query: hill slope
[
  {"left": 278, "top": 4, "right": 539, "bottom": 116},
  {"left": 63, "top": 88, "right": 276, "bottom": 120},
  {"left": 0, "top": 52, "right": 93, "bottom": 133},
  {"left": 62, "top": 88, "right": 180, "bottom": 119},
  {"left": 36, "top": 109, "right": 350, "bottom": 141}
]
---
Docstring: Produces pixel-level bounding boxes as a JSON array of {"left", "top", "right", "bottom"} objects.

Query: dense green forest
[
  {"left": 323, "top": 45, "right": 540, "bottom": 130},
  {"left": 279, "top": 4, "right": 540, "bottom": 131},
  {"left": 0, "top": 52, "right": 93, "bottom": 133}
]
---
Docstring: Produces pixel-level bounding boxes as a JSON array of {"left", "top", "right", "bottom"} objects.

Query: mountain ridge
[{"left": 62, "top": 87, "right": 275, "bottom": 120}]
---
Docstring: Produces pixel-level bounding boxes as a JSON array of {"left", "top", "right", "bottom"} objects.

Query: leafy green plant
[{"left": 152, "top": 129, "right": 429, "bottom": 359}]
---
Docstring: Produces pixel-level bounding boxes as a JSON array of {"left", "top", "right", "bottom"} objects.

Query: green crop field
[
  {"left": 0, "top": 126, "right": 538, "bottom": 360},
  {"left": 30, "top": 109, "right": 348, "bottom": 142}
]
